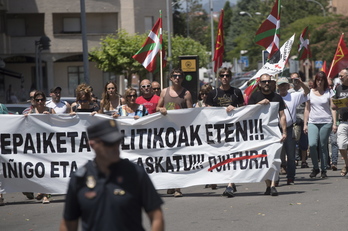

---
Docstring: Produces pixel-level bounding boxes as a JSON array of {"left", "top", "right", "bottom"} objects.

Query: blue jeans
[
  {"left": 329, "top": 131, "right": 338, "bottom": 165},
  {"left": 308, "top": 123, "right": 332, "bottom": 171},
  {"left": 282, "top": 127, "right": 296, "bottom": 180}
]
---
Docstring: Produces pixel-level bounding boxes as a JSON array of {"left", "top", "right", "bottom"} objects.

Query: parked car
[
  {"left": 230, "top": 77, "right": 252, "bottom": 89},
  {"left": 46, "top": 97, "right": 76, "bottom": 105},
  {"left": 5, "top": 104, "right": 30, "bottom": 114}
]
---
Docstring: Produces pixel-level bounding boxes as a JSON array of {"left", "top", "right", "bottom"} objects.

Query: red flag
[
  {"left": 298, "top": 26, "right": 311, "bottom": 60},
  {"left": 328, "top": 33, "right": 348, "bottom": 78},
  {"left": 320, "top": 60, "right": 327, "bottom": 75},
  {"left": 133, "top": 16, "right": 166, "bottom": 73},
  {"left": 213, "top": 10, "right": 224, "bottom": 72},
  {"left": 244, "top": 78, "right": 259, "bottom": 105},
  {"left": 254, "top": 0, "right": 281, "bottom": 59}
]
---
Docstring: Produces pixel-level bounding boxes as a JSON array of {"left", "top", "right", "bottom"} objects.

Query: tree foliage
[
  {"left": 223, "top": 0, "right": 332, "bottom": 70},
  {"left": 310, "top": 16, "right": 348, "bottom": 64},
  {"left": 89, "top": 29, "right": 209, "bottom": 81},
  {"left": 89, "top": 30, "right": 148, "bottom": 83}
]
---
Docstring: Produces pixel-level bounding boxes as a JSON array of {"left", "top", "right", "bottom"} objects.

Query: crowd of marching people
[{"left": 0, "top": 67, "right": 347, "bottom": 206}]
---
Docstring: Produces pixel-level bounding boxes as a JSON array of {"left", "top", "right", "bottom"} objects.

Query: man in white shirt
[
  {"left": 277, "top": 77, "right": 309, "bottom": 184},
  {"left": 46, "top": 86, "right": 71, "bottom": 114}
]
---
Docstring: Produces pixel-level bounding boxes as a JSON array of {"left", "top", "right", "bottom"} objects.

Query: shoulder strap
[{"left": 213, "top": 88, "right": 218, "bottom": 100}]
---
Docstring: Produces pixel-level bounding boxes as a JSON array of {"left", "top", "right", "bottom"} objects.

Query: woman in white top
[{"left": 303, "top": 71, "right": 337, "bottom": 178}]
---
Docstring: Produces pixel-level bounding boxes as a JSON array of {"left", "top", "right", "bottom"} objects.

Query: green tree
[
  {"left": 185, "top": 0, "right": 209, "bottom": 45},
  {"left": 173, "top": 0, "right": 186, "bottom": 36},
  {"left": 89, "top": 30, "right": 209, "bottom": 83},
  {"left": 281, "top": 15, "right": 335, "bottom": 59},
  {"left": 310, "top": 15, "right": 348, "bottom": 64},
  {"left": 224, "top": 0, "right": 331, "bottom": 70},
  {"left": 89, "top": 30, "right": 148, "bottom": 85},
  {"left": 170, "top": 35, "right": 209, "bottom": 68}
]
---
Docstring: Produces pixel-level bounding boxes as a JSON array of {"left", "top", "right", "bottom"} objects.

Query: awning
[{"left": 0, "top": 68, "right": 22, "bottom": 79}]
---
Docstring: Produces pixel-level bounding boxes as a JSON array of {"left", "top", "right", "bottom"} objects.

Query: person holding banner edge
[
  {"left": 205, "top": 67, "right": 245, "bottom": 197},
  {"left": 248, "top": 74, "right": 287, "bottom": 196},
  {"left": 157, "top": 68, "right": 193, "bottom": 197}
]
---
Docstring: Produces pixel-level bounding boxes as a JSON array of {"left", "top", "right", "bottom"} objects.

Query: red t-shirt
[{"left": 135, "top": 94, "right": 160, "bottom": 114}]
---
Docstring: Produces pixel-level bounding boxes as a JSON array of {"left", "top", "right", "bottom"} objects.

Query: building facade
[
  {"left": 0, "top": 0, "right": 168, "bottom": 102},
  {"left": 329, "top": 0, "right": 348, "bottom": 16}
]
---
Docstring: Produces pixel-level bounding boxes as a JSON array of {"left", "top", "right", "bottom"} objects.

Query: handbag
[
  {"left": 292, "top": 123, "right": 301, "bottom": 141},
  {"left": 286, "top": 105, "right": 301, "bottom": 141}
]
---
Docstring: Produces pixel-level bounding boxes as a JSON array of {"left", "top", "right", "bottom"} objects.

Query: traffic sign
[
  {"left": 315, "top": 60, "right": 323, "bottom": 69},
  {"left": 240, "top": 56, "right": 249, "bottom": 68}
]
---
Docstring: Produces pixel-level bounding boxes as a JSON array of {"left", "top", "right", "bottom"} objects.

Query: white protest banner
[
  {"left": 251, "top": 34, "right": 295, "bottom": 80},
  {"left": 0, "top": 104, "right": 282, "bottom": 193}
]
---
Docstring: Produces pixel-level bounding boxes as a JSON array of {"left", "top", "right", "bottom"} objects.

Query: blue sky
[{"left": 201, "top": 0, "right": 238, "bottom": 11}]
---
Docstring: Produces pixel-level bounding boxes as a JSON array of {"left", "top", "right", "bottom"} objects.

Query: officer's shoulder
[{"left": 74, "top": 161, "right": 94, "bottom": 177}]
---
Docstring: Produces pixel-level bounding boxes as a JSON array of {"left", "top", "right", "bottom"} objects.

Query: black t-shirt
[
  {"left": 335, "top": 84, "right": 348, "bottom": 121},
  {"left": 63, "top": 159, "right": 163, "bottom": 231},
  {"left": 248, "top": 91, "right": 286, "bottom": 111},
  {"left": 205, "top": 87, "right": 244, "bottom": 107}
]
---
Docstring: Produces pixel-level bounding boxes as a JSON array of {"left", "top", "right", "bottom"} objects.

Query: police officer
[{"left": 60, "top": 119, "right": 164, "bottom": 231}]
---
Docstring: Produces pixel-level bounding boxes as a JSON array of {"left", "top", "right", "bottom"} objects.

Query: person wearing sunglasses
[
  {"left": 70, "top": 84, "right": 98, "bottom": 115},
  {"left": 151, "top": 81, "right": 161, "bottom": 96},
  {"left": 156, "top": 68, "right": 193, "bottom": 198},
  {"left": 195, "top": 84, "right": 212, "bottom": 108},
  {"left": 27, "top": 91, "right": 55, "bottom": 204},
  {"left": 157, "top": 68, "right": 193, "bottom": 116},
  {"left": 99, "top": 81, "right": 123, "bottom": 118},
  {"left": 118, "top": 88, "right": 148, "bottom": 119},
  {"left": 248, "top": 74, "right": 287, "bottom": 196},
  {"left": 28, "top": 91, "right": 56, "bottom": 114},
  {"left": 136, "top": 79, "right": 159, "bottom": 114},
  {"left": 205, "top": 68, "right": 245, "bottom": 197}
]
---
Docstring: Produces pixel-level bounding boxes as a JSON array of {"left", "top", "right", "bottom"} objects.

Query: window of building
[
  {"left": 53, "top": 13, "right": 117, "bottom": 34},
  {"left": 7, "top": 18, "right": 25, "bottom": 36},
  {"left": 6, "top": 14, "right": 44, "bottom": 36},
  {"left": 63, "top": 18, "right": 81, "bottom": 33},
  {"left": 144, "top": 16, "right": 154, "bottom": 32},
  {"left": 103, "top": 72, "right": 116, "bottom": 85},
  {"left": 68, "top": 66, "right": 84, "bottom": 95}
]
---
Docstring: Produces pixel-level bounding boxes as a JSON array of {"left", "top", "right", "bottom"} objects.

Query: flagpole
[
  {"left": 160, "top": 10, "right": 163, "bottom": 89},
  {"left": 210, "top": 0, "right": 216, "bottom": 88},
  {"left": 328, "top": 33, "right": 344, "bottom": 78}
]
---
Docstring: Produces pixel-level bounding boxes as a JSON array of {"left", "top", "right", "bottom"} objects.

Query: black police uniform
[{"left": 63, "top": 159, "right": 163, "bottom": 231}]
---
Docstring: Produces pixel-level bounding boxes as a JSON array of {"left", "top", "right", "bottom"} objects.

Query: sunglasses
[
  {"left": 153, "top": 88, "right": 160, "bottom": 90},
  {"left": 35, "top": 98, "right": 44, "bottom": 102},
  {"left": 260, "top": 80, "right": 271, "bottom": 84},
  {"left": 172, "top": 74, "right": 183, "bottom": 79},
  {"left": 219, "top": 74, "right": 231, "bottom": 78},
  {"left": 141, "top": 84, "right": 151, "bottom": 88},
  {"left": 127, "top": 95, "right": 137, "bottom": 98},
  {"left": 200, "top": 93, "right": 208, "bottom": 95}
]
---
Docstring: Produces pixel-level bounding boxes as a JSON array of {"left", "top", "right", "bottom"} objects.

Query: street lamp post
[
  {"left": 306, "top": 0, "right": 326, "bottom": 17},
  {"left": 35, "top": 36, "right": 51, "bottom": 91}
]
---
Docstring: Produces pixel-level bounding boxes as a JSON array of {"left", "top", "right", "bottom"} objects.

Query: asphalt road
[{"left": 1, "top": 158, "right": 348, "bottom": 231}]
